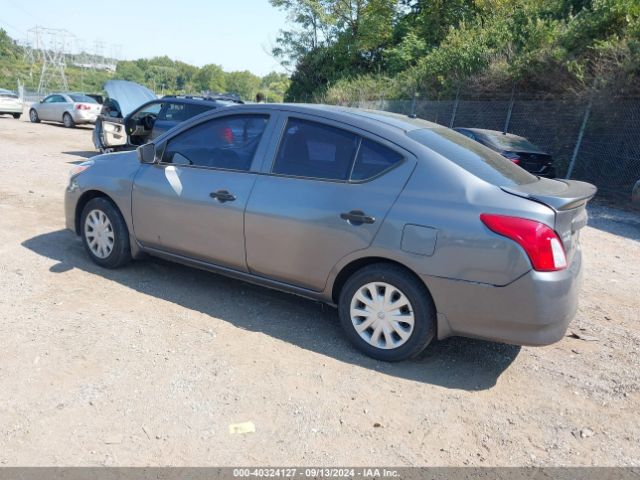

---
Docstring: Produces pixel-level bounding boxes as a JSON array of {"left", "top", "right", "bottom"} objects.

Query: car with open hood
[
  {"left": 92, "top": 80, "right": 242, "bottom": 152},
  {"left": 66, "top": 104, "right": 596, "bottom": 361}
]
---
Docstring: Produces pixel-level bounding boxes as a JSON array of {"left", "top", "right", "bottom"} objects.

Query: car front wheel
[
  {"left": 338, "top": 263, "right": 436, "bottom": 361},
  {"left": 29, "top": 109, "right": 40, "bottom": 123},
  {"left": 12, "top": 113, "right": 21, "bottom": 119},
  {"left": 80, "top": 197, "right": 131, "bottom": 268}
]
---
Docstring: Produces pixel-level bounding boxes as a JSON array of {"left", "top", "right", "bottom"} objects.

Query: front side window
[
  {"left": 272, "top": 118, "right": 359, "bottom": 181},
  {"left": 351, "top": 139, "right": 403, "bottom": 181},
  {"left": 162, "top": 114, "right": 268, "bottom": 171}
]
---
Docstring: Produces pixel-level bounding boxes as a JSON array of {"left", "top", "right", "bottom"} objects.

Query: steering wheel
[{"left": 142, "top": 114, "right": 156, "bottom": 131}]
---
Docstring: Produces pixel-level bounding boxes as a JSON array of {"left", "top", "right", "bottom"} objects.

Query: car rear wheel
[
  {"left": 80, "top": 197, "right": 131, "bottom": 268},
  {"left": 12, "top": 113, "right": 21, "bottom": 119},
  {"left": 338, "top": 263, "right": 436, "bottom": 361},
  {"left": 29, "top": 109, "right": 40, "bottom": 123},
  {"left": 63, "top": 112, "right": 75, "bottom": 128}
]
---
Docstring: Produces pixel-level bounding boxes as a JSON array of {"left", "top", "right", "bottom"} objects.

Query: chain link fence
[{"left": 339, "top": 91, "right": 640, "bottom": 203}]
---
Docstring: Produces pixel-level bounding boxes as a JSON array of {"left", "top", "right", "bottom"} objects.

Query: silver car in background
[
  {"left": 64, "top": 104, "right": 596, "bottom": 361},
  {"left": 0, "top": 88, "right": 23, "bottom": 119},
  {"left": 29, "top": 93, "right": 101, "bottom": 127}
]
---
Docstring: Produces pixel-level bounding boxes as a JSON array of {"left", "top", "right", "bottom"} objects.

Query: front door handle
[
  {"left": 209, "top": 189, "right": 236, "bottom": 203},
  {"left": 340, "top": 210, "right": 375, "bottom": 225}
]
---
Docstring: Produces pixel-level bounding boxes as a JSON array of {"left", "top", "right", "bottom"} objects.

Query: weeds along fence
[{"left": 335, "top": 91, "right": 640, "bottom": 202}]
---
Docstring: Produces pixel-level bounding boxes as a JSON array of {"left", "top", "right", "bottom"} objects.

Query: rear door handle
[
  {"left": 209, "top": 189, "right": 236, "bottom": 203},
  {"left": 340, "top": 210, "right": 375, "bottom": 225}
]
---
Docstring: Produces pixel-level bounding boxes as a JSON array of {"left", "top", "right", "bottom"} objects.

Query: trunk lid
[
  {"left": 513, "top": 152, "right": 553, "bottom": 175},
  {"left": 75, "top": 102, "right": 102, "bottom": 114},
  {"left": 502, "top": 178, "right": 597, "bottom": 262}
]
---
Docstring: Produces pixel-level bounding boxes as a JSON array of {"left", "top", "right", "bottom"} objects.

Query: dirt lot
[{"left": 0, "top": 113, "right": 638, "bottom": 466}]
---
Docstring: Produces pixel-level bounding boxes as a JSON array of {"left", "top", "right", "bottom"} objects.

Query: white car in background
[
  {"left": 0, "top": 88, "right": 23, "bottom": 119},
  {"left": 29, "top": 92, "right": 102, "bottom": 127}
]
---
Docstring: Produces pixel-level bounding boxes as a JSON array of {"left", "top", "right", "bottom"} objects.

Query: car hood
[{"left": 104, "top": 80, "right": 156, "bottom": 117}]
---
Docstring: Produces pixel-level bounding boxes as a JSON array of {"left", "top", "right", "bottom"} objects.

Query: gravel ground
[{"left": 0, "top": 114, "right": 638, "bottom": 466}]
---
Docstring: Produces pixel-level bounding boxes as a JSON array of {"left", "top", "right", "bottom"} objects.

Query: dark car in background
[
  {"left": 93, "top": 80, "right": 243, "bottom": 152},
  {"left": 454, "top": 128, "right": 556, "bottom": 178}
]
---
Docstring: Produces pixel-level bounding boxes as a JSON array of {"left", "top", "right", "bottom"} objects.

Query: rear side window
[
  {"left": 272, "top": 118, "right": 359, "bottom": 181},
  {"left": 69, "top": 94, "right": 98, "bottom": 103},
  {"left": 158, "top": 103, "right": 212, "bottom": 122},
  {"left": 162, "top": 114, "right": 268, "bottom": 171},
  {"left": 351, "top": 139, "right": 403, "bottom": 181},
  {"left": 408, "top": 128, "right": 537, "bottom": 186}
]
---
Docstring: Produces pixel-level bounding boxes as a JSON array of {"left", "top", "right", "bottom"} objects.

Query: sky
[{"left": 0, "top": 0, "right": 289, "bottom": 76}]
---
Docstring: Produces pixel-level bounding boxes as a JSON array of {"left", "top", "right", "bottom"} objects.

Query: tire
[
  {"left": 63, "top": 112, "right": 75, "bottom": 128},
  {"left": 12, "top": 113, "right": 21, "bottom": 119},
  {"left": 338, "top": 263, "right": 436, "bottom": 361},
  {"left": 29, "top": 109, "right": 40, "bottom": 123},
  {"left": 80, "top": 197, "right": 132, "bottom": 269}
]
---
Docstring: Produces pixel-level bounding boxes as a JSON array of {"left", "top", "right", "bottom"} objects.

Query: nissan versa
[{"left": 64, "top": 104, "right": 596, "bottom": 361}]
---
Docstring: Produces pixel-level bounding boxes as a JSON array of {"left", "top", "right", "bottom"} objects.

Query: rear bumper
[
  {"left": 425, "top": 247, "right": 583, "bottom": 346},
  {"left": 71, "top": 110, "right": 98, "bottom": 124},
  {"left": 0, "top": 104, "right": 23, "bottom": 114}
]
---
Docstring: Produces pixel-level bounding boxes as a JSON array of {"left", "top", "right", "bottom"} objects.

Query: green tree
[
  {"left": 194, "top": 64, "right": 226, "bottom": 93},
  {"left": 225, "top": 70, "right": 262, "bottom": 100}
]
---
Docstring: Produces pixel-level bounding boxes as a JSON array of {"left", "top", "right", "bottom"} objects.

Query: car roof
[
  {"left": 160, "top": 94, "right": 242, "bottom": 105},
  {"left": 225, "top": 103, "right": 440, "bottom": 133}
]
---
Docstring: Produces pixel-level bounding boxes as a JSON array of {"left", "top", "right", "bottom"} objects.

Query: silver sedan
[{"left": 29, "top": 93, "right": 102, "bottom": 127}]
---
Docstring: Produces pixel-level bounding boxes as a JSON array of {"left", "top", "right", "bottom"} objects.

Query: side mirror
[{"left": 137, "top": 143, "right": 157, "bottom": 164}]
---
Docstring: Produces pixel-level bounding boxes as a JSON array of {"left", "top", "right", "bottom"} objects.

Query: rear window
[
  {"left": 408, "top": 128, "right": 537, "bottom": 186},
  {"left": 479, "top": 132, "right": 543, "bottom": 152},
  {"left": 0, "top": 92, "right": 18, "bottom": 98},
  {"left": 69, "top": 94, "right": 98, "bottom": 104}
]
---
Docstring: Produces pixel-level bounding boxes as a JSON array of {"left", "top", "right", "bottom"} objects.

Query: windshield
[
  {"left": 408, "top": 128, "right": 537, "bottom": 186},
  {"left": 69, "top": 94, "right": 98, "bottom": 104}
]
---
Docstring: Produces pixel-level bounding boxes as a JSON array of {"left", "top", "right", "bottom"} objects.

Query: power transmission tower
[{"left": 28, "top": 26, "right": 75, "bottom": 94}]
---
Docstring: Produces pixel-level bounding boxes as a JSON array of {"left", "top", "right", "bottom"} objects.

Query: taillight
[
  {"left": 480, "top": 214, "right": 567, "bottom": 271},
  {"left": 501, "top": 152, "right": 521, "bottom": 165},
  {"left": 76, "top": 104, "right": 91, "bottom": 110}
]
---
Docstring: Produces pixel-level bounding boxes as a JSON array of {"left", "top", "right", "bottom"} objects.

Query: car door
[
  {"left": 53, "top": 94, "right": 70, "bottom": 121},
  {"left": 244, "top": 115, "right": 416, "bottom": 292},
  {"left": 131, "top": 112, "right": 273, "bottom": 270},
  {"left": 37, "top": 95, "right": 57, "bottom": 120}
]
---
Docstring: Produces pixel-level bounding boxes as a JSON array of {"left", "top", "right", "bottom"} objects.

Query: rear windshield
[
  {"left": 0, "top": 92, "right": 18, "bottom": 98},
  {"left": 479, "top": 132, "right": 543, "bottom": 152},
  {"left": 69, "top": 94, "right": 98, "bottom": 104},
  {"left": 408, "top": 128, "right": 537, "bottom": 186}
]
